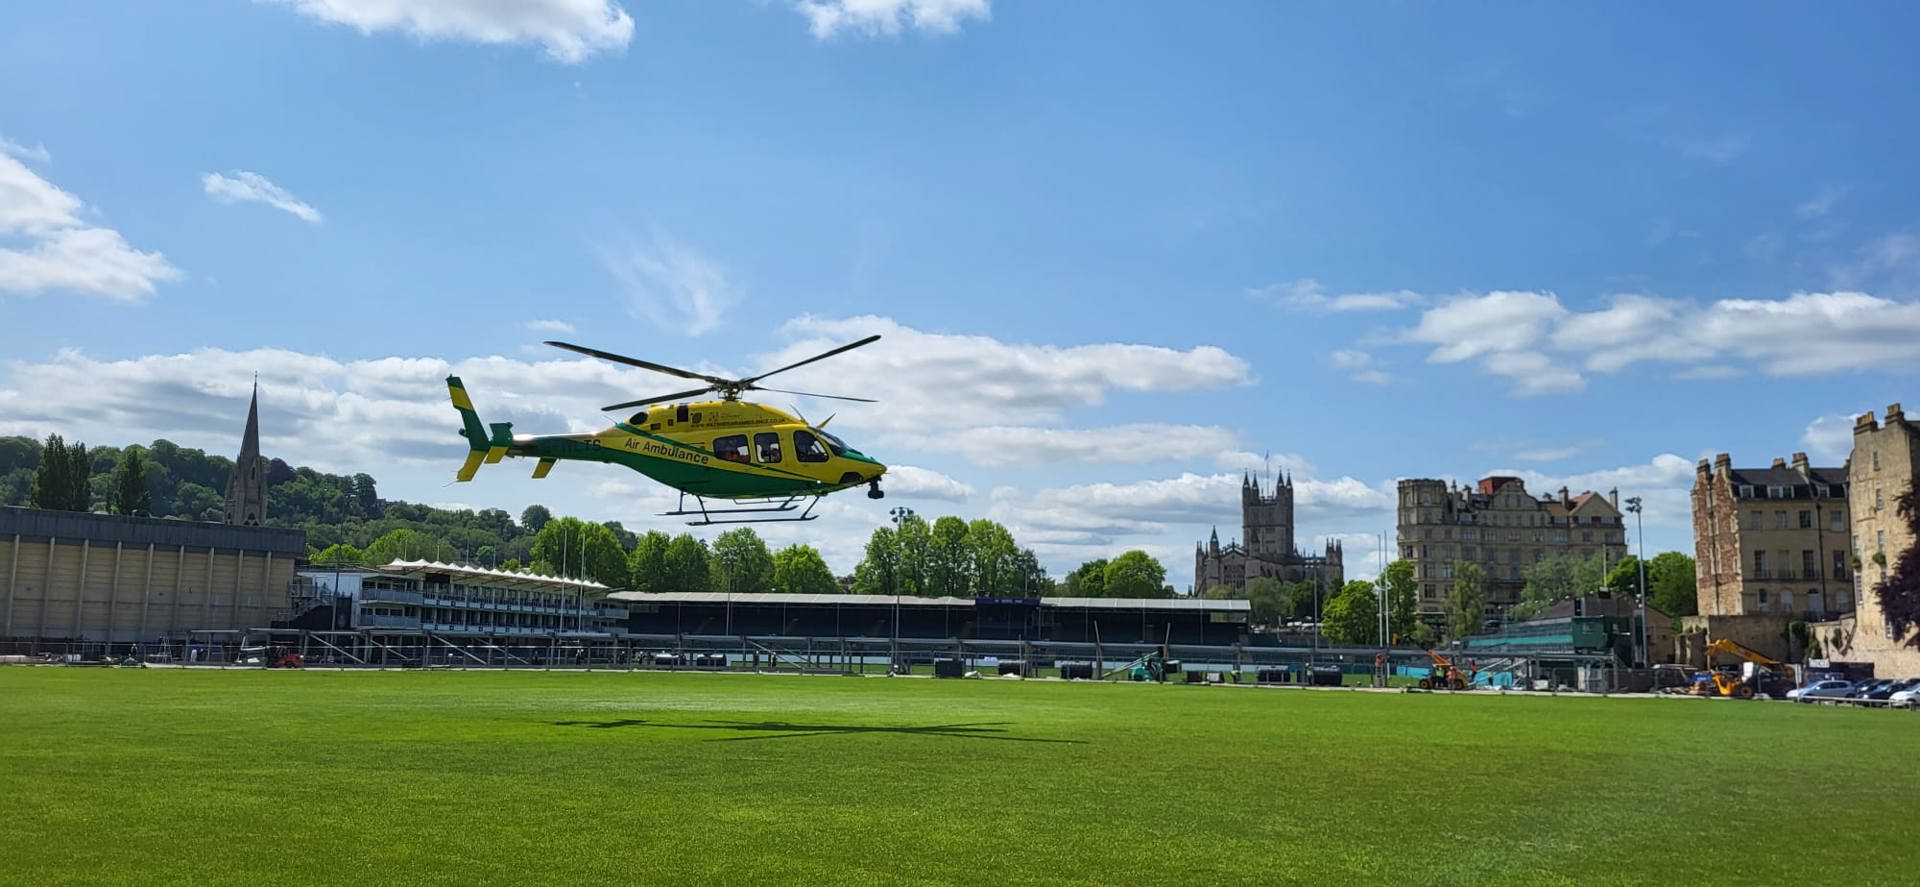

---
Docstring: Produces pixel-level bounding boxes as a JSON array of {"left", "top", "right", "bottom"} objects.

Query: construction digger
[
  {"left": 1695, "top": 638, "right": 1797, "bottom": 699},
  {"left": 1417, "top": 649, "right": 1472, "bottom": 691}
]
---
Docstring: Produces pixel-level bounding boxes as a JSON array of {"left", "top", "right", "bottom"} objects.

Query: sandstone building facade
[
  {"left": 1690, "top": 452, "right": 1853, "bottom": 618},
  {"left": 1825, "top": 404, "right": 1920, "bottom": 675},
  {"left": 1395, "top": 477, "right": 1627, "bottom": 617},
  {"left": 1194, "top": 473, "right": 1343, "bottom": 594}
]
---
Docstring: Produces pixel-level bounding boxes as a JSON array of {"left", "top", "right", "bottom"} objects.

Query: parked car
[
  {"left": 1889, "top": 684, "right": 1920, "bottom": 709},
  {"left": 1868, "top": 677, "right": 1920, "bottom": 702},
  {"left": 1789, "top": 679, "right": 1854, "bottom": 701},
  {"left": 1845, "top": 679, "right": 1896, "bottom": 703},
  {"left": 1797, "top": 680, "right": 1859, "bottom": 703}
]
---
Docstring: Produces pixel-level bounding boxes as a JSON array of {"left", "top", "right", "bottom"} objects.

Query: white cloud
[
  {"left": 0, "top": 152, "right": 180, "bottom": 301},
  {"left": 526, "top": 319, "right": 576, "bottom": 334},
  {"left": 201, "top": 170, "right": 322, "bottom": 224},
  {"left": 758, "top": 315, "right": 1253, "bottom": 432},
  {"left": 889, "top": 424, "right": 1239, "bottom": 468},
  {"left": 1260, "top": 278, "right": 1423, "bottom": 313},
  {"left": 1673, "top": 365, "right": 1744, "bottom": 381},
  {"left": 1802, "top": 414, "right": 1858, "bottom": 464},
  {"left": 796, "top": 0, "right": 989, "bottom": 39},
  {"left": 265, "top": 0, "right": 633, "bottom": 63},
  {"left": 1797, "top": 185, "right": 1851, "bottom": 220},
  {"left": 0, "top": 136, "right": 51, "bottom": 164},
  {"left": 599, "top": 232, "right": 737, "bottom": 336},
  {"left": 1328, "top": 349, "right": 1391, "bottom": 384},
  {"left": 1831, "top": 233, "right": 1920, "bottom": 295},
  {"left": 1396, "top": 286, "right": 1920, "bottom": 395},
  {"left": 881, "top": 465, "right": 972, "bottom": 502}
]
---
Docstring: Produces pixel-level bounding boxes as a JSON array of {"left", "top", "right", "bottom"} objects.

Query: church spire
[{"left": 224, "top": 379, "right": 267, "bottom": 526}]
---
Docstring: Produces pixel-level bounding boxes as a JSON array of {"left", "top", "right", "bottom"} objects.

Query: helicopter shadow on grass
[{"left": 548, "top": 719, "right": 1086, "bottom": 744}]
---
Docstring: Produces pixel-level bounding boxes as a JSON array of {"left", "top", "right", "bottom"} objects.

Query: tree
[
  {"left": 30, "top": 434, "right": 72, "bottom": 510},
  {"left": 925, "top": 516, "right": 972, "bottom": 597},
  {"left": 893, "top": 514, "right": 930, "bottom": 597},
  {"left": 365, "top": 528, "right": 456, "bottom": 565},
  {"left": 966, "top": 518, "right": 1019, "bottom": 596},
  {"left": 1448, "top": 561, "right": 1488, "bottom": 639},
  {"left": 711, "top": 527, "right": 775, "bottom": 595},
  {"left": 1011, "top": 547, "right": 1052, "bottom": 596},
  {"left": 1874, "top": 478, "right": 1920, "bottom": 641},
  {"left": 1241, "top": 576, "right": 1287, "bottom": 626},
  {"left": 1103, "top": 550, "right": 1169, "bottom": 599},
  {"left": 626, "top": 530, "right": 672, "bottom": 595},
  {"left": 529, "top": 517, "right": 627, "bottom": 587},
  {"left": 310, "top": 543, "right": 365, "bottom": 566},
  {"left": 1063, "top": 559, "right": 1109, "bottom": 598},
  {"left": 852, "top": 526, "right": 900, "bottom": 596},
  {"left": 1321, "top": 585, "right": 1380, "bottom": 644},
  {"left": 1647, "top": 551, "right": 1698, "bottom": 617},
  {"left": 773, "top": 544, "right": 840, "bottom": 595},
  {"left": 1604, "top": 555, "right": 1642, "bottom": 596},
  {"left": 110, "top": 446, "right": 152, "bottom": 516},
  {"left": 662, "top": 534, "right": 712, "bottom": 593},
  {"left": 351, "top": 473, "right": 381, "bottom": 518},
  {"left": 1380, "top": 559, "right": 1419, "bottom": 640},
  {"left": 66, "top": 441, "right": 90, "bottom": 511},
  {"left": 1514, "top": 554, "right": 1606, "bottom": 619},
  {"left": 520, "top": 504, "right": 553, "bottom": 534}
]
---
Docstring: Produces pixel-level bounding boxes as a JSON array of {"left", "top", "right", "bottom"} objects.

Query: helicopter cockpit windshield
[{"left": 815, "top": 428, "right": 849, "bottom": 457}]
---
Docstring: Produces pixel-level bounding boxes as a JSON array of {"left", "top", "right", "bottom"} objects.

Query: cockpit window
[
  {"left": 627, "top": 410, "right": 648, "bottom": 426},
  {"left": 794, "top": 430, "right": 830, "bottom": 463},
  {"left": 816, "top": 428, "right": 848, "bottom": 456}
]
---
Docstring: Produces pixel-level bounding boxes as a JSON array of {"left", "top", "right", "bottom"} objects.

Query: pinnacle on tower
[{"left": 223, "top": 379, "right": 268, "bottom": 526}]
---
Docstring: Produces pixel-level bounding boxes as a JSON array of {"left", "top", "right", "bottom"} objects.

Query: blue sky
[{"left": 5, "top": 1, "right": 1920, "bottom": 588}]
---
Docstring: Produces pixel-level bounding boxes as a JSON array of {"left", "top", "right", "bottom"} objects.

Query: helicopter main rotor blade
[
  {"left": 547, "top": 341, "right": 723, "bottom": 384},
  {"left": 602, "top": 386, "right": 720, "bottom": 412},
  {"left": 741, "top": 334, "right": 881, "bottom": 386},
  {"left": 749, "top": 385, "right": 877, "bottom": 403}
]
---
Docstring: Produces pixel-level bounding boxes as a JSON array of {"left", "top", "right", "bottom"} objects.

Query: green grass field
[{"left": 3, "top": 669, "right": 1916, "bottom": 886}]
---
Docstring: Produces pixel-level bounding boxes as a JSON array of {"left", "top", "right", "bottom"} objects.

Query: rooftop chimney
[
  {"left": 1791, "top": 452, "right": 1810, "bottom": 474},
  {"left": 1714, "top": 452, "right": 1732, "bottom": 470},
  {"left": 1889, "top": 403, "right": 1905, "bottom": 423},
  {"left": 1771, "top": 457, "right": 1786, "bottom": 469},
  {"left": 1857, "top": 411, "right": 1879, "bottom": 434},
  {"left": 1608, "top": 488, "right": 1619, "bottom": 508},
  {"left": 1559, "top": 486, "right": 1570, "bottom": 506}
]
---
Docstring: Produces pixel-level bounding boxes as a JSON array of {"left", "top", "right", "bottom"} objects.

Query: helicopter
[{"left": 445, "top": 335, "right": 886, "bottom": 526}]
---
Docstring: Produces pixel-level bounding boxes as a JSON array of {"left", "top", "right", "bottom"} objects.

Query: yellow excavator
[
  {"left": 1417, "top": 649, "right": 1472, "bottom": 691},
  {"left": 1696, "top": 638, "right": 1798, "bottom": 699}
]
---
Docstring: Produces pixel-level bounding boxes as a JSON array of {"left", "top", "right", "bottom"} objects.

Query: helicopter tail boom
[{"left": 447, "top": 376, "right": 514, "bottom": 481}]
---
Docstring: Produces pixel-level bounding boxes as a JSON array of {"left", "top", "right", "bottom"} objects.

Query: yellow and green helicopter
[{"left": 446, "top": 335, "right": 887, "bottom": 525}]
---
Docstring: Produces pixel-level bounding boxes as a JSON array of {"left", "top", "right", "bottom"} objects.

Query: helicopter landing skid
[{"left": 666, "top": 492, "right": 821, "bottom": 526}]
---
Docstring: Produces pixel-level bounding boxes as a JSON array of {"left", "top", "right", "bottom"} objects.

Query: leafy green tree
[
  {"left": 1647, "top": 551, "right": 1698, "bottom": 617},
  {"left": 310, "top": 543, "right": 365, "bottom": 566},
  {"left": 1242, "top": 576, "right": 1287, "bottom": 625},
  {"left": 1513, "top": 554, "right": 1607, "bottom": 619},
  {"left": 925, "top": 516, "right": 972, "bottom": 597},
  {"left": 1011, "top": 547, "right": 1052, "bottom": 596},
  {"left": 1103, "top": 550, "right": 1169, "bottom": 599},
  {"left": 852, "top": 526, "right": 900, "bottom": 596},
  {"left": 529, "top": 517, "right": 627, "bottom": 586},
  {"left": 110, "top": 446, "right": 152, "bottom": 515},
  {"left": 520, "top": 504, "right": 553, "bottom": 534},
  {"left": 1448, "top": 561, "right": 1488, "bottom": 639},
  {"left": 893, "top": 513, "right": 930, "bottom": 597},
  {"left": 30, "top": 434, "right": 72, "bottom": 510},
  {"left": 662, "top": 534, "right": 712, "bottom": 593},
  {"left": 772, "top": 544, "right": 840, "bottom": 595},
  {"left": 1381, "top": 559, "right": 1419, "bottom": 640},
  {"left": 1321, "top": 585, "right": 1380, "bottom": 644},
  {"left": 966, "top": 518, "right": 1019, "bottom": 596},
  {"left": 1063, "top": 558, "right": 1109, "bottom": 597},
  {"left": 626, "top": 530, "right": 672, "bottom": 594},
  {"left": 711, "top": 527, "right": 775, "bottom": 595},
  {"left": 66, "top": 441, "right": 91, "bottom": 511},
  {"left": 365, "top": 528, "right": 457, "bottom": 565}
]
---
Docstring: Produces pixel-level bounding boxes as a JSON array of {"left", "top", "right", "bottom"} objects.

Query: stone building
[
  {"left": 223, "top": 382, "right": 267, "bottom": 527},
  {"left": 1395, "top": 477, "right": 1628, "bottom": 618},
  {"left": 1690, "top": 452, "right": 1852, "bottom": 618},
  {"left": 1810, "top": 404, "right": 1920, "bottom": 676},
  {"left": 1193, "top": 473, "right": 1343, "bottom": 594}
]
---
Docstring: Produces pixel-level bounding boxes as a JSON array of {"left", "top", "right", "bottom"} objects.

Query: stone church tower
[
  {"left": 1243, "top": 471, "right": 1294, "bottom": 557},
  {"left": 223, "top": 382, "right": 267, "bottom": 526}
]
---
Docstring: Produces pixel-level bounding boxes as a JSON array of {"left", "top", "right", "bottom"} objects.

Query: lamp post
[
  {"left": 1625, "top": 496, "right": 1647, "bottom": 668},
  {"left": 890, "top": 506, "right": 915, "bottom": 671}
]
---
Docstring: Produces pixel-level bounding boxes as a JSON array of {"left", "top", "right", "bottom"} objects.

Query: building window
[
  {"left": 1463, "top": 546, "right": 1477, "bottom": 560},
  {"left": 1816, "top": 484, "right": 1830, "bottom": 497},
  {"left": 1753, "top": 550, "right": 1768, "bottom": 576},
  {"left": 1748, "top": 510, "right": 1763, "bottom": 530},
  {"left": 1767, "top": 485, "right": 1785, "bottom": 499},
  {"left": 1877, "top": 488, "right": 1884, "bottom": 510},
  {"left": 1834, "top": 550, "right": 1849, "bottom": 579},
  {"left": 1739, "top": 484, "right": 1754, "bottom": 498},
  {"left": 1582, "top": 530, "right": 1593, "bottom": 542},
  {"left": 1773, "top": 511, "right": 1788, "bottom": 529},
  {"left": 1757, "top": 588, "right": 1769, "bottom": 603},
  {"left": 1532, "top": 532, "right": 1543, "bottom": 543},
  {"left": 1873, "top": 451, "right": 1881, "bottom": 471},
  {"left": 1423, "top": 528, "right": 1434, "bottom": 540},
  {"left": 1802, "top": 550, "right": 1817, "bottom": 577},
  {"left": 1831, "top": 511, "right": 1845, "bottom": 531},
  {"left": 1798, "top": 510, "right": 1812, "bottom": 529},
  {"left": 1879, "top": 530, "right": 1887, "bottom": 553}
]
